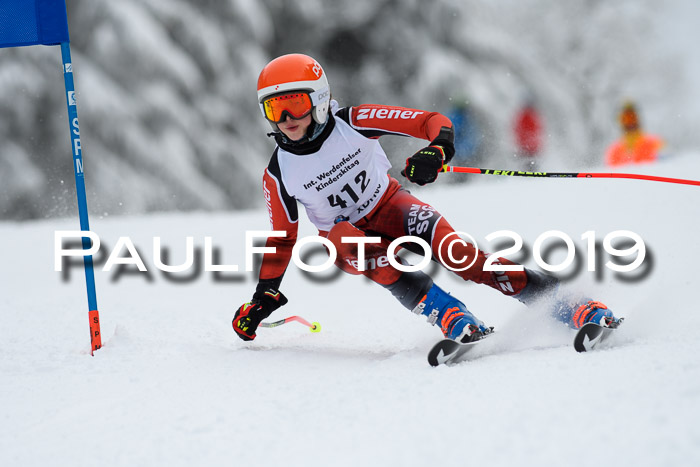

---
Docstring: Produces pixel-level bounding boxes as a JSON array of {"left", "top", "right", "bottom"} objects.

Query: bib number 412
[{"left": 327, "top": 170, "right": 370, "bottom": 209}]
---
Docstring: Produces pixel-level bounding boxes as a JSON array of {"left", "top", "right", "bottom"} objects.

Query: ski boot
[
  {"left": 554, "top": 297, "right": 622, "bottom": 329},
  {"left": 572, "top": 300, "right": 622, "bottom": 329},
  {"left": 413, "top": 283, "right": 491, "bottom": 342}
]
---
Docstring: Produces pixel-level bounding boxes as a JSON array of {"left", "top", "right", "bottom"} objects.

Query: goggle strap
[{"left": 309, "top": 86, "right": 330, "bottom": 106}]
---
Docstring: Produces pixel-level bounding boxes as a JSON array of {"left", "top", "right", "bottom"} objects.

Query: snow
[{"left": 2, "top": 153, "right": 700, "bottom": 467}]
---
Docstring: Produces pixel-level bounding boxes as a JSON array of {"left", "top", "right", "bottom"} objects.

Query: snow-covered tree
[{"left": 0, "top": 0, "right": 692, "bottom": 220}]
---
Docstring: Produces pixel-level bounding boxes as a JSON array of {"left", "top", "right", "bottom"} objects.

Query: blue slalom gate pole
[
  {"left": 60, "top": 42, "right": 102, "bottom": 354},
  {"left": 0, "top": 0, "right": 102, "bottom": 354}
]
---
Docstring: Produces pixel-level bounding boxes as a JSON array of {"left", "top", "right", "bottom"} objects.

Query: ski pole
[
  {"left": 442, "top": 165, "right": 700, "bottom": 187},
  {"left": 259, "top": 316, "right": 321, "bottom": 333}
]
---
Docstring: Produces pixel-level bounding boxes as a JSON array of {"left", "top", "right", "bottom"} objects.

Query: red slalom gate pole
[{"left": 442, "top": 165, "right": 700, "bottom": 187}]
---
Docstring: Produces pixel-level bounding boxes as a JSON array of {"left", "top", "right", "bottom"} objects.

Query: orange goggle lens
[{"left": 263, "top": 92, "right": 313, "bottom": 123}]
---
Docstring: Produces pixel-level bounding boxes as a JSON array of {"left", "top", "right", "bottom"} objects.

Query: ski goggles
[
  {"left": 261, "top": 92, "right": 313, "bottom": 123},
  {"left": 260, "top": 87, "right": 330, "bottom": 123}
]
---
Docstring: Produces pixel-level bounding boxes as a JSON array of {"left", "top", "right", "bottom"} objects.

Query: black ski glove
[
  {"left": 401, "top": 145, "right": 447, "bottom": 186},
  {"left": 233, "top": 288, "right": 288, "bottom": 341}
]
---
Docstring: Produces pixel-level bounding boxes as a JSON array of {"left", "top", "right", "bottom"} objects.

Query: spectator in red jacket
[{"left": 513, "top": 98, "right": 544, "bottom": 170}]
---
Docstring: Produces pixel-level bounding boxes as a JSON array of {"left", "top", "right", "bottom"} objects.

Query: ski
[
  {"left": 427, "top": 332, "right": 492, "bottom": 367},
  {"left": 573, "top": 319, "right": 622, "bottom": 352},
  {"left": 428, "top": 319, "right": 621, "bottom": 365}
]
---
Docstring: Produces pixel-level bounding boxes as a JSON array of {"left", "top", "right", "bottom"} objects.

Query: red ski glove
[{"left": 233, "top": 289, "right": 288, "bottom": 341}]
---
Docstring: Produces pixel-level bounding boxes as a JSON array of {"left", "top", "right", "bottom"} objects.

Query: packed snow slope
[{"left": 2, "top": 153, "right": 700, "bottom": 467}]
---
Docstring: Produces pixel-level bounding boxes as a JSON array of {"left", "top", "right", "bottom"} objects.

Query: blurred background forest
[{"left": 1, "top": 0, "right": 698, "bottom": 220}]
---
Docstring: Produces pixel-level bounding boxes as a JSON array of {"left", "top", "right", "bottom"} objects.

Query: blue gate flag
[{"left": 0, "top": 0, "right": 69, "bottom": 48}]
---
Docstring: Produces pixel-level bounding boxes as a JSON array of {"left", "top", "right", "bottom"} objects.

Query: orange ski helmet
[{"left": 257, "top": 54, "right": 331, "bottom": 127}]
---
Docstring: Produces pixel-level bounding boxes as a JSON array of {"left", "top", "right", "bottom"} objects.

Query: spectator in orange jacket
[{"left": 606, "top": 102, "right": 663, "bottom": 167}]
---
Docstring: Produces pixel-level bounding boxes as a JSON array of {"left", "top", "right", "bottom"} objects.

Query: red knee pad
[{"left": 433, "top": 218, "right": 527, "bottom": 295}]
